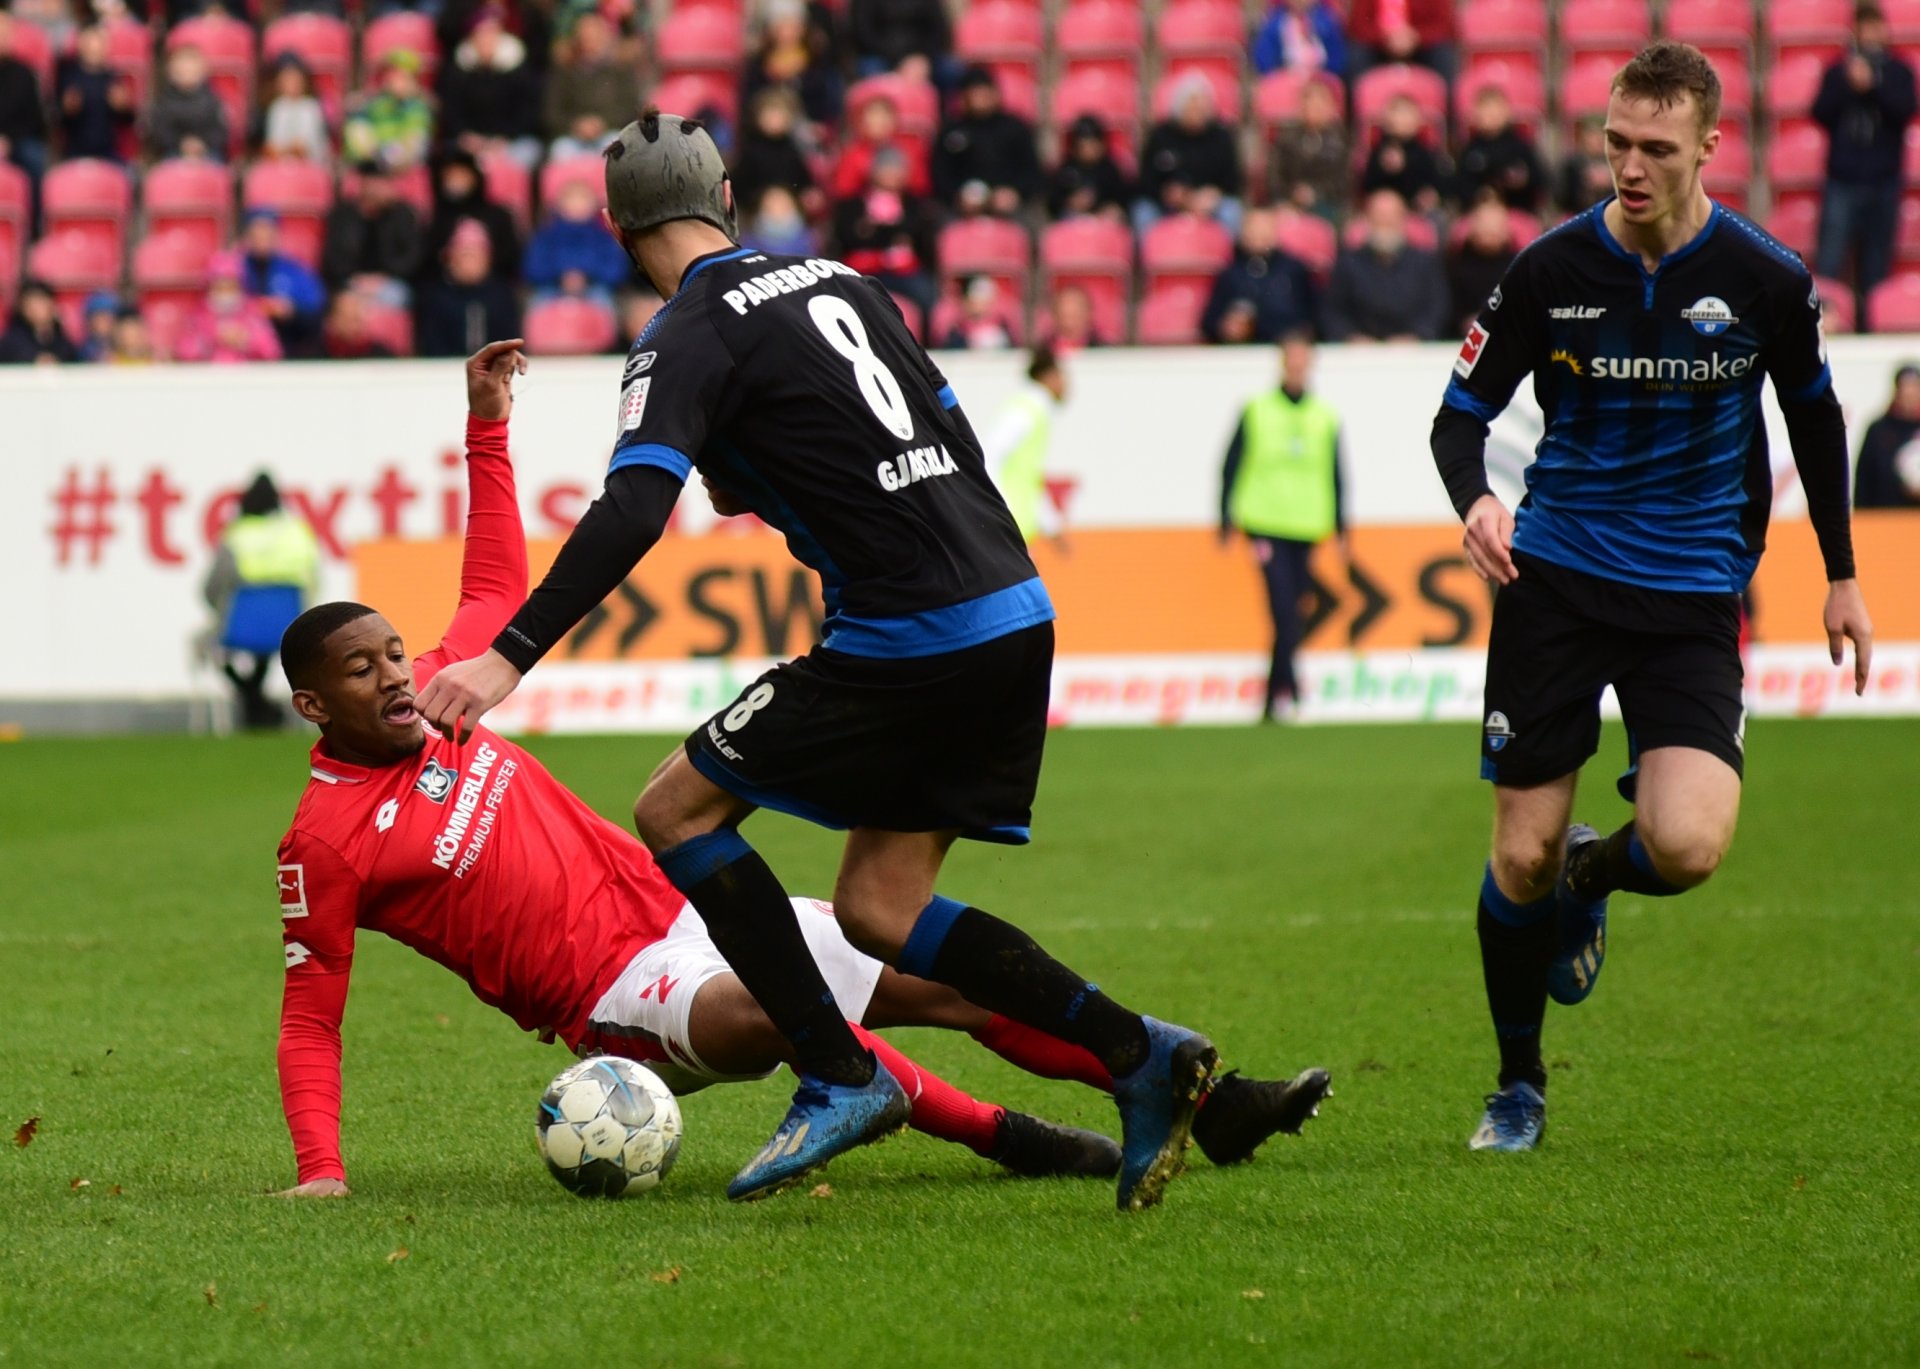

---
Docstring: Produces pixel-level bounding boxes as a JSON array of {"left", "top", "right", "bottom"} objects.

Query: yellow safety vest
[
  {"left": 996, "top": 387, "right": 1055, "bottom": 542},
  {"left": 1228, "top": 388, "right": 1341, "bottom": 542},
  {"left": 224, "top": 512, "right": 320, "bottom": 589}
]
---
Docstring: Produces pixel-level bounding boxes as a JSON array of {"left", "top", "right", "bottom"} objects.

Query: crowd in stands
[{"left": 2, "top": 0, "right": 1919, "bottom": 366}]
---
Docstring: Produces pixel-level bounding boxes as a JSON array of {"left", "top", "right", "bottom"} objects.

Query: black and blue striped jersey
[{"left": 1439, "top": 200, "right": 1834, "bottom": 594}]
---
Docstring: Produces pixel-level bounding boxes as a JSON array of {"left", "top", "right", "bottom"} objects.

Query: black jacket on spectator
[
  {"left": 1447, "top": 241, "right": 1516, "bottom": 333},
  {"left": 1454, "top": 128, "right": 1545, "bottom": 210},
  {"left": 1360, "top": 133, "right": 1445, "bottom": 205},
  {"left": 850, "top": 0, "right": 951, "bottom": 68},
  {"left": 0, "top": 57, "right": 47, "bottom": 145},
  {"left": 416, "top": 275, "right": 523, "bottom": 357},
  {"left": 731, "top": 130, "right": 816, "bottom": 212},
  {"left": 1854, "top": 411, "right": 1920, "bottom": 507},
  {"left": 0, "top": 311, "right": 77, "bottom": 364},
  {"left": 1320, "top": 243, "right": 1450, "bottom": 341},
  {"left": 1139, "top": 120, "right": 1243, "bottom": 202},
  {"left": 829, "top": 189, "right": 940, "bottom": 277},
  {"left": 423, "top": 155, "right": 522, "bottom": 282},
  {"left": 1201, "top": 248, "right": 1316, "bottom": 343},
  {"left": 932, "top": 110, "right": 1041, "bottom": 203},
  {"left": 322, "top": 200, "right": 425, "bottom": 288},
  {"left": 1048, "top": 147, "right": 1130, "bottom": 217},
  {"left": 58, "top": 65, "right": 130, "bottom": 161},
  {"left": 148, "top": 82, "right": 228, "bottom": 158},
  {"left": 1813, "top": 50, "right": 1919, "bottom": 185},
  {"left": 441, "top": 59, "right": 541, "bottom": 144}
]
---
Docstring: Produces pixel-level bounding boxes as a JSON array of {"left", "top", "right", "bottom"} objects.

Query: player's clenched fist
[
  {"left": 417, "top": 647, "right": 523, "bottom": 739},
  {"left": 467, "top": 338, "right": 528, "bottom": 420},
  {"left": 1461, "top": 494, "right": 1518, "bottom": 586}
]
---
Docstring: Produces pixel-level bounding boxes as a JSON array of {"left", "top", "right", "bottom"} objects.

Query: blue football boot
[
  {"left": 1468, "top": 1081, "right": 1546, "bottom": 1152},
  {"left": 1111, "top": 1018, "right": 1218, "bottom": 1212},
  {"left": 726, "top": 1060, "right": 911, "bottom": 1202},
  {"left": 1549, "top": 823, "right": 1609, "bottom": 1006}
]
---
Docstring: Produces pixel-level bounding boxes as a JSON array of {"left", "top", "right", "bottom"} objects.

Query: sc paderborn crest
[
  {"left": 1484, "top": 711, "right": 1515, "bottom": 752},
  {"left": 415, "top": 759, "right": 456, "bottom": 802}
]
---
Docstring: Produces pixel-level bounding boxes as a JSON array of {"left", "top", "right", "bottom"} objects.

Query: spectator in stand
[
  {"left": 78, "top": 290, "right": 120, "bottom": 360},
  {"left": 542, "top": 10, "right": 641, "bottom": 157},
  {"left": 1854, "top": 361, "right": 1920, "bottom": 507},
  {"left": 57, "top": 24, "right": 135, "bottom": 163},
  {"left": 0, "top": 13, "right": 48, "bottom": 191},
  {"left": 1047, "top": 114, "right": 1131, "bottom": 221},
  {"left": 1136, "top": 74, "right": 1244, "bottom": 236},
  {"left": 732, "top": 88, "right": 821, "bottom": 220},
  {"left": 1271, "top": 76, "right": 1350, "bottom": 223},
  {"left": 240, "top": 210, "right": 328, "bottom": 358},
  {"left": 940, "top": 273, "right": 1019, "bottom": 349},
  {"left": 526, "top": 177, "right": 634, "bottom": 305},
  {"left": 176, "top": 253, "right": 285, "bottom": 364},
  {"left": 1361, "top": 92, "right": 1445, "bottom": 214},
  {"left": 149, "top": 43, "right": 229, "bottom": 161},
  {"left": 1042, "top": 283, "right": 1109, "bottom": 350},
  {"left": 830, "top": 142, "right": 940, "bottom": 316},
  {"left": 1203, "top": 207, "right": 1317, "bottom": 345},
  {"left": 933, "top": 66, "right": 1042, "bottom": 218},
  {"left": 850, "top": 0, "right": 956, "bottom": 87},
  {"left": 416, "top": 218, "right": 521, "bottom": 357},
  {"left": 441, "top": 7, "right": 544, "bottom": 169},
  {"left": 0, "top": 281, "right": 77, "bottom": 364},
  {"left": 437, "top": 0, "right": 553, "bottom": 83},
  {"left": 322, "top": 161, "right": 424, "bottom": 303},
  {"left": 1453, "top": 85, "right": 1543, "bottom": 211},
  {"left": 259, "top": 56, "right": 330, "bottom": 165},
  {"left": 1557, "top": 115, "right": 1613, "bottom": 215},
  {"left": 616, "top": 287, "right": 663, "bottom": 346},
  {"left": 1446, "top": 192, "right": 1518, "bottom": 334},
  {"left": 1814, "top": 4, "right": 1917, "bottom": 318},
  {"left": 320, "top": 291, "right": 397, "bottom": 360},
  {"left": 830, "top": 92, "right": 930, "bottom": 200},
  {"left": 1319, "top": 188, "right": 1448, "bottom": 342},
  {"left": 1253, "top": 0, "right": 1348, "bottom": 80},
  {"left": 423, "top": 147, "right": 521, "bottom": 282},
  {"left": 344, "top": 50, "right": 435, "bottom": 172},
  {"left": 742, "top": 184, "right": 820, "bottom": 256},
  {"left": 1346, "top": 0, "right": 1456, "bottom": 85},
  {"left": 109, "top": 307, "right": 155, "bottom": 364},
  {"left": 741, "top": 0, "right": 843, "bottom": 128}
]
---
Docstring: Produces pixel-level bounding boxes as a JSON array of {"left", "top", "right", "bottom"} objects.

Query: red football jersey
[{"left": 274, "top": 417, "right": 683, "bottom": 1184}]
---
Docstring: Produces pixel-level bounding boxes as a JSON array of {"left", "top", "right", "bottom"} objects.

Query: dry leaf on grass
[
  {"left": 808, "top": 1183, "right": 834, "bottom": 1199},
  {"left": 68, "top": 1177, "right": 90, "bottom": 1191},
  {"left": 203, "top": 1284, "right": 219, "bottom": 1307},
  {"left": 14, "top": 1117, "right": 40, "bottom": 1148},
  {"left": 1242, "top": 1289, "right": 1266, "bottom": 1301},
  {"left": 387, "top": 1247, "right": 410, "bottom": 1264},
  {"left": 650, "top": 1267, "right": 682, "bottom": 1285}
]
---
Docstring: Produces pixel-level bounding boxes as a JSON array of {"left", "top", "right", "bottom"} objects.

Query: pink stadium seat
[
  {"left": 539, "top": 155, "right": 608, "bottom": 212},
  {"left": 29, "top": 232, "right": 119, "bottom": 335},
  {"left": 656, "top": 6, "right": 745, "bottom": 77},
  {"left": 7, "top": 16, "right": 53, "bottom": 91},
  {"left": 1889, "top": 0, "right": 1920, "bottom": 38},
  {"left": 167, "top": 14, "right": 257, "bottom": 156},
  {"left": 937, "top": 216, "right": 1031, "bottom": 290},
  {"left": 1342, "top": 213, "right": 1439, "bottom": 252},
  {"left": 1868, "top": 270, "right": 1920, "bottom": 329},
  {"left": 132, "top": 230, "right": 214, "bottom": 322},
  {"left": 1766, "top": 0, "right": 1854, "bottom": 53},
  {"left": 1051, "top": 69, "right": 1142, "bottom": 149},
  {"left": 650, "top": 72, "right": 739, "bottom": 126},
  {"left": 482, "top": 153, "right": 533, "bottom": 233},
  {"left": 928, "top": 291, "right": 1027, "bottom": 347},
  {"left": 846, "top": 74, "right": 939, "bottom": 139},
  {"left": 360, "top": 298, "right": 414, "bottom": 356},
  {"left": 1558, "top": 0, "right": 1651, "bottom": 60},
  {"left": 1813, "top": 276, "right": 1856, "bottom": 332},
  {"left": 1141, "top": 212, "right": 1232, "bottom": 292},
  {"left": 1446, "top": 209, "right": 1543, "bottom": 250},
  {"left": 1899, "top": 195, "right": 1920, "bottom": 263},
  {"left": 1456, "top": 55, "right": 1547, "bottom": 129},
  {"left": 104, "top": 18, "right": 155, "bottom": 108},
  {"left": 0, "top": 162, "right": 27, "bottom": 297},
  {"left": 1664, "top": 0, "right": 1756, "bottom": 53},
  {"left": 1768, "top": 52, "right": 1830, "bottom": 124},
  {"left": 1458, "top": 0, "right": 1548, "bottom": 57},
  {"left": 1058, "top": 0, "right": 1143, "bottom": 84},
  {"left": 1562, "top": 54, "right": 1623, "bottom": 126},
  {"left": 994, "top": 67, "right": 1041, "bottom": 123},
  {"left": 889, "top": 291, "right": 924, "bottom": 341},
  {"left": 1717, "top": 62, "right": 1755, "bottom": 124},
  {"left": 43, "top": 159, "right": 133, "bottom": 266},
  {"left": 1254, "top": 71, "right": 1347, "bottom": 133},
  {"left": 144, "top": 158, "right": 235, "bottom": 261},
  {"left": 1040, "top": 216, "right": 1132, "bottom": 322},
  {"left": 1769, "top": 122, "right": 1829, "bottom": 192},
  {"left": 1768, "top": 198, "right": 1821, "bottom": 258},
  {"left": 956, "top": 1, "right": 1045, "bottom": 82},
  {"left": 142, "top": 299, "right": 191, "bottom": 359},
  {"left": 525, "top": 296, "right": 619, "bottom": 355},
  {"left": 1134, "top": 283, "right": 1207, "bottom": 344},
  {"left": 362, "top": 11, "right": 440, "bottom": 80},
  {"left": 263, "top": 14, "right": 352, "bottom": 122},
  {"left": 1701, "top": 127, "right": 1753, "bottom": 209},
  {"left": 1354, "top": 62, "right": 1448, "bottom": 131},
  {"left": 1273, "top": 207, "right": 1337, "bottom": 277},
  {"left": 242, "top": 160, "right": 333, "bottom": 268},
  {"left": 1157, "top": 0, "right": 1245, "bottom": 61}
]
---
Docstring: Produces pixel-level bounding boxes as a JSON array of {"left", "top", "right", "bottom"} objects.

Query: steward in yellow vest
[{"left": 986, "top": 346, "right": 1070, "bottom": 550}]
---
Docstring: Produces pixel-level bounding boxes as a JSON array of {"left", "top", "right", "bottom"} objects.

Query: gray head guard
[{"left": 604, "top": 111, "right": 737, "bottom": 241}]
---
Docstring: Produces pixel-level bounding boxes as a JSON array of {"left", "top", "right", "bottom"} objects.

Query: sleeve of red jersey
[
  {"left": 414, "top": 414, "right": 529, "bottom": 686},
  {"left": 276, "top": 832, "right": 361, "bottom": 1185}
]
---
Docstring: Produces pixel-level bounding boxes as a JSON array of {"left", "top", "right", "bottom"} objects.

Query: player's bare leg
[
  {"left": 832, "top": 828, "right": 1217, "bottom": 1211},
  {"left": 1627, "top": 746, "right": 1742, "bottom": 890}
]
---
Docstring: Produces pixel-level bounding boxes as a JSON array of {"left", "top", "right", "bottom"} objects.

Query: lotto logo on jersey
[
  {"left": 618, "top": 377, "right": 652, "bottom": 434},
  {"left": 277, "top": 863, "right": 308, "bottom": 919},
  {"left": 1455, "top": 322, "right": 1490, "bottom": 378}
]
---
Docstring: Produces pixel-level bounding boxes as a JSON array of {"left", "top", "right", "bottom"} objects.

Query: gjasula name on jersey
[
  {"left": 878, "top": 444, "right": 960, "bottom": 491},
  {"left": 721, "top": 256, "right": 860, "bottom": 315}
]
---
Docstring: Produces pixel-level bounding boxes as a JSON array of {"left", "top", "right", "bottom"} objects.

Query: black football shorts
[
  {"left": 684, "top": 622, "right": 1053, "bottom": 844},
  {"left": 1480, "top": 552, "right": 1746, "bottom": 798}
]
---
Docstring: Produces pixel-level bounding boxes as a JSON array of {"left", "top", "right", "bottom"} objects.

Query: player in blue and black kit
[
  {"left": 1429, "top": 43, "right": 1875, "bottom": 1151},
  {"left": 419, "top": 111, "right": 1241, "bottom": 1209}
]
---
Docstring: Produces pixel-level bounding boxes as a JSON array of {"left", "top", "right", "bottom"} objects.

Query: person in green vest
[
  {"left": 1219, "top": 328, "right": 1348, "bottom": 721},
  {"left": 985, "top": 345, "right": 1071, "bottom": 553},
  {"left": 204, "top": 473, "right": 321, "bottom": 729}
]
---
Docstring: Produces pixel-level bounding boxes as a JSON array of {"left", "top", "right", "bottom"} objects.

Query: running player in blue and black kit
[
  {"left": 1429, "top": 43, "right": 1875, "bottom": 1150},
  {"left": 418, "top": 112, "right": 1242, "bottom": 1208}
]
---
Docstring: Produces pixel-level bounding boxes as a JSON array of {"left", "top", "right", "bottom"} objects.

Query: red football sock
[
  {"left": 971, "top": 1014, "right": 1115, "bottom": 1092},
  {"left": 852, "top": 1023, "right": 1004, "bottom": 1159}
]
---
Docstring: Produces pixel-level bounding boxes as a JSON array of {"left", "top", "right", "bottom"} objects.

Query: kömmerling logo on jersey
[{"left": 1682, "top": 296, "right": 1738, "bottom": 336}]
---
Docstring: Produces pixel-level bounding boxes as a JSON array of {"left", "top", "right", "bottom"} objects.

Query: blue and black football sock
[
  {"left": 1565, "top": 822, "right": 1684, "bottom": 899},
  {"left": 1477, "top": 867, "right": 1555, "bottom": 1092}
]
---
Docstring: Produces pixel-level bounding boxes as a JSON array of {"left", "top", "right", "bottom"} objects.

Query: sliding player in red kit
[{"left": 272, "top": 341, "right": 1330, "bottom": 1197}]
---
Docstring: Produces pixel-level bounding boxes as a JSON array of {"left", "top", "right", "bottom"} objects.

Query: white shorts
[{"left": 583, "top": 897, "right": 885, "bottom": 1094}]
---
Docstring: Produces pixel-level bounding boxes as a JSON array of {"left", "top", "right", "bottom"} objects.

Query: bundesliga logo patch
[
  {"left": 415, "top": 759, "right": 456, "bottom": 802},
  {"left": 277, "top": 863, "right": 308, "bottom": 919},
  {"left": 1455, "top": 322, "right": 1490, "bottom": 378},
  {"left": 1683, "top": 296, "right": 1738, "bottom": 337},
  {"left": 1484, "top": 711, "right": 1515, "bottom": 752}
]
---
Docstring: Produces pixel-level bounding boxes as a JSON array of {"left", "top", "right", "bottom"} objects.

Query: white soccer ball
[{"left": 535, "top": 1056, "right": 683, "bottom": 1198}]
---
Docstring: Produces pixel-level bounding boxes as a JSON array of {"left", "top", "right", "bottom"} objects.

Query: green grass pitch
[{"left": 2, "top": 721, "right": 1915, "bottom": 1366}]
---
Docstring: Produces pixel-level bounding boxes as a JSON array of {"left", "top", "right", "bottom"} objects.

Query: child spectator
[
  {"left": 940, "top": 273, "right": 1018, "bottom": 349},
  {"left": 149, "top": 44, "right": 229, "bottom": 161},
  {"left": 1136, "top": 75, "right": 1244, "bottom": 235},
  {"left": 416, "top": 218, "right": 523, "bottom": 357},
  {"left": 741, "top": 0, "right": 843, "bottom": 127},
  {"left": 240, "top": 210, "right": 328, "bottom": 357},
  {"left": 260, "top": 55, "right": 331, "bottom": 164},
  {"left": 1270, "top": 76, "right": 1349, "bottom": 222},
  {"left": 1454, "top": 85, "right": 1544, "bottom": 211},
  {"left": 830, "top": 92, "right": 930, "bottom": 199},
  {"left": 1048, "top": 114, "right": 1131, "bottom": 221},
  {"left": 78, "top": 290, "right": 121, "bottom": 360},
  {"left": 933, "top": 66, "right": 1041, "bottom": 217},
  {"left": 542, "top": 11, "right": 641, "bottom": 157},
  {"left": 742, "top": 185, "right": 819, "bottom": 256},
  {"left": 0, "top": 281, "right": 77, "bottom": 364},
  {"left": 830, "top": 143, "right": 940, "bottom": 315},
  {"left": 731, "top": 88, "right": 821, "bottom": 220},
  {"left": 525, "top": 178, "right": 634, "bottom": 304},
  {"left": 1253, "top": 0, "right": 1348, "bottom": 79},
  {"left": 344, "top": 50, "right": 434, "bottom": 172},
  {"left": 176, "top": 253, "right": 285, "bottom": 363},
  {"left": 442, "top": 7, "right": 544, "bottom": 168},
  {"left": 57, "top": 24, "right": 135, "bottom": 163},
  {"left": 1361, "top": 93, "right": 1445, "bottom": 214},
  {"left": 108, "top": 307, "right": 156, "bottom": 364}
]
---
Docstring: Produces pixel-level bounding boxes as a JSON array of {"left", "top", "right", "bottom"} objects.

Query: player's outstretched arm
[{"left": 273, "top": 838, "right": 360, "bottom": 1196}]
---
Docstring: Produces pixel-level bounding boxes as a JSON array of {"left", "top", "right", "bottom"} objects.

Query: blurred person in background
[
  {"left": 1814, "top": 3, "right": 1917, "bottom": 320},
  {"left": 614, "top": 287, "right": 663, "bottom": 349},
  {"left": 830, "top": 142, "right": 940, "bottom": 315},
  {"left": 1447, "top": 193, "right": 1519, "bottom": 334},
  {"left": 543, "top": 10, "right": 642, "bottom": 157},
  {"left": 424, "top": 147, "right": 521, "bottom": 281},
  {"left": 731, "top": 89, "right": 821, "bottom": 220},
  {"left": 240, "top": 209, "right": 329, "bottom": 358},
  {"left": 1252, "top": 0, "right": 1348, "bottom": 79},
  {"left": 525, "top": 177, "right": 634, "bottom": 305},
  {"left": 149, "top": 43, "right": 229, "bottom": 161},
  {"left": 1453, "top": 85, "right": 1544, "bottom": 211},
  {"left": 742, "top": 184, "right": 819, "bottom": 256},
  {"left": 108, "top": 306, "right": 156, "bottom": 363},
  {"left": 1361, "top": 92, "right": 1446, "bottom": 214},
  {"left": 1855, "top": 361, "right": 1920, "bottom": 507},
  {"left": 344, "top": 50, "right": 435, "bottom": 173},
  {"left": 831, "top": 92, "right": 930, "bottom": 200},
  {"left": 0, "top": 12, "right": 49, "bottom": 192},
  {"left": 205, "top": 472, "right": 320, "bottom": 730},
  {"left": 1042, "top": 282, "right": 1110, "bottom": 350},
  {"left": 984, "top": 345, "right": 1072, "bottom": 552},
  {"left": 939, "top": 273, "right": 1019, "bottom": 349},
  {"left": 1320, "top": 188, "right": 1449, "bottom": 342},
  {"left": 417, "top": 218, "right": 522, "bottom": 357},
  {"left": 1202, "top": 206, "right": 1317, "bottom": 345},
  {"left": 176, "top": 252, "right": 286, "bottom": 364},
  {"left": 322, "top": 161, "right": 424, "bottom": 305},
  {"left": 1047, "top": 114, "right": 1130, "bottom": 221},
  {"left": 741, "top": 0, "right": 843, "bottom": 128},
  {"left": 320, "top": 290, "right": 397, "bottom": 359},
  {"left": 850, "top": 0, "right": 954, "bottom": 85},
  {"left": 57, "top": 23, "right": 135, "bottom": 163},
  {"left": 1556, "top": 116, "right": 1614, "bottom": 214},
  {"left": 77, "top": 289, "right": 120, "bottom": 360},
  {"left": 0, "top": 280, "right": 77, "bottom": 364},
  {"left": 441, "top": 7, "right": 544, "bottom": 169},
  {"left": 933, "top": 66, "right": 1042, "bottom": 218},
  {"left": 1219, "top": 328, "right": 1347, "bottom": 721},
  {"left": 1136, "top": 75, "right": 1244, "bottom": 235},
  {"left": 1346, "top": 0, "right": 1456, "bottom": 85},
  {"left": 1271, "top": 76, "right": 1349, "bottom": 222},
  {"left": 259, "top": 55, "right": 331, "bottom": 165}
]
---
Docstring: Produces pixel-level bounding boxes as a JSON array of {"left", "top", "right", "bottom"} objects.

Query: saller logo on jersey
[{"left": 1455, "top": 322, "right": 1489, "bottom": 378}]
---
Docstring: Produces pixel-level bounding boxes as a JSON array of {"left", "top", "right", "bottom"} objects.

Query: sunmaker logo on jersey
[
  {"left": 1682, "top": 296, "right": 1738, "bottom": 336},
  {"left": 1586, "top": 350, "right": 1757, "bottom": 382}
]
